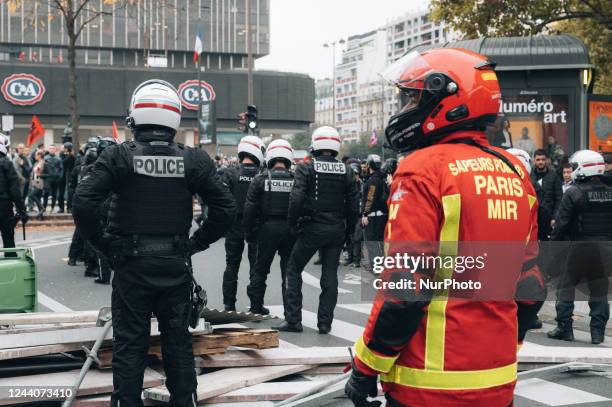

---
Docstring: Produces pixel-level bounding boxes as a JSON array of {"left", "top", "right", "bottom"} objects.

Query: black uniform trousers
[
  {"left": 110, "top": 258, "right": 196, "bottom": 407},
  {"left": 247, "top": 219, "right": 295, "bottom": 312},
  {"left": 555, "top": 242, "right": 610, "bottom": 330},
  {"left": 364, "top": 214, "right": 387, "bottom": 270},
  {"left": 68, "top": 228, "right": 85, "bottom": 261},
  {"left": 223, "top": 217, "right": 257, "bottom": 307},
  {"left": 57, "top": 176, "right": 66, "bottom": 212},
  {"left": 0, "top": 202, "right": 16, "bottom": 258},
  {"left": 285, "top": 221, "right": 345, "bottom": 326},
  {"left": 43, "top": 179, "right": 60, "bottom": 212}
]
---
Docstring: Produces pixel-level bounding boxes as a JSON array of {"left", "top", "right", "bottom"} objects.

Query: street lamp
[{"left": 323, "top": 39, "right": 345, "bottom": 128}]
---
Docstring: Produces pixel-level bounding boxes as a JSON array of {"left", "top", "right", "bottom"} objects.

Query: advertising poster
[
  {"left": 487, "top": 95, "right": 570, "bottom": 167},
  {"left": 589, "top": 97, "right": 612, "bottom": 153}
]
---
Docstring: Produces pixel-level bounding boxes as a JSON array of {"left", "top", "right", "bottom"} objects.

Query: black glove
[
  {"left": 186, "top": 237, "right": 209, "bottom": 257},
  {"left": 345, "top": 369, "right": 381, "bottom": 407},
  {"left": 14, "top": 211, "right": 29, "bottom": 227}
]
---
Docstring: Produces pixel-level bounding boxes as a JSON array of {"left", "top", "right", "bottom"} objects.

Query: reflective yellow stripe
[
  {"left": 527, "top": 194, "right": 537, "bottom": 209},
  {"left": 424, "top": 194, "right": 461, "bottom": 371},
  {"left": 355, "top": 336, "right": 398, "bottom": 373},
  {"left": 381, "top": 362, "right": 517, "bottom": 390},
  {"left": 526, "top": 194, "right": 537, "bottom": 244}
]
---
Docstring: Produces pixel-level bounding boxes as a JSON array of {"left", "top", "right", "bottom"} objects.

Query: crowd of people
[{"left": 2, "top": 140, "right": 79, "bottom": 219}]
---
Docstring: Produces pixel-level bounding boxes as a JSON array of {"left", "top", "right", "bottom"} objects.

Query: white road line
[
  {"left": 29, "top": 240, "right": 71, "bottom": 250},
  {"left": 515, "top": 378, "right": 610, "bottom": 405},
  {"left": 268, "top": 306, "right": 362, "bottom": 343},
  {"left": 16, "top": 233, "right": 72, "bottom": 245},
  {"left": 302, "top": 271, "right": 351, "bottom": 294},
  {"left": 37, "top": 292, "right": 73, "bottom": 312},
  {"left": 337, "top": 303, "right": 372, "bottom": 315}
]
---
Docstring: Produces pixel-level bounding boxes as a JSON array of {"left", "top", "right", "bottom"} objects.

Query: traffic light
[
  {"left": 247, "top": 105, "right": 258, "bottom": 131},
  {"left": 237, "top": 112, "right": 248, "bottom": 133}
]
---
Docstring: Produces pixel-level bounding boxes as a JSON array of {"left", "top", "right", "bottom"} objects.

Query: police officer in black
[
  {"left": 73, "top": 80, "right": 235, "bottom": 406},
  {"left": 77, "top": 148, "right": 102, "bottom": 277},
  {"left": 548, "top": 150, "right": 612, "bottom": 345},
  {"left": 0, "top": 140, "right": 28, "bottom": 257},
  {"left": 219, "top": 135, "right": 264, "bottom": 311},
  {"left": 243, "top": 139, "right": 296, "bottom": 315},
  {"left": 276, "top": 126, "right": 359, "bottom": 334},
  {"left": 361, "top": 154, "right": 388, "bottom": 272}
]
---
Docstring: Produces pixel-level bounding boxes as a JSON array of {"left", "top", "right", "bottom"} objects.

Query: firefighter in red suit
[{"left": 345, "top": 48, "right": 545, "bottom": 407}]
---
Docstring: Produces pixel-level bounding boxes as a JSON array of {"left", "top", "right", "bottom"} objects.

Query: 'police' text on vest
[
  {"left": 314, "top": 161, "right": 346, "bottom": 174},
  {"left": 265, "top": 179, "right": 294, "bottom": 192},
  {"left": 133, "top": 155, "right": 185, "bottom": 178}
]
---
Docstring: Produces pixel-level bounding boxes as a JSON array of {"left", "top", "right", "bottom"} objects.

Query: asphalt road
[{"left": 14, "top": 229, "right": 612, "bottom": 406}]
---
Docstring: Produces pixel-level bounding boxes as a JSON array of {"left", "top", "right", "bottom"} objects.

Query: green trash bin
[{"left": 0, "top": 248, "right": 37, "bottom": 313}]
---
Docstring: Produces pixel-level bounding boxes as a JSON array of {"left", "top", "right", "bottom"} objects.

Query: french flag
[{"left": 193, "top": 24, "right": 204, "bottom": 63}]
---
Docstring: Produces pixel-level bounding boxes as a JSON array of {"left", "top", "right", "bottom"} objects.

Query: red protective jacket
[{"left": 354, "top": 131, "right": 541, "bottom": 407}]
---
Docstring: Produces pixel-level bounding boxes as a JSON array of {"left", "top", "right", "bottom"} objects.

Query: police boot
[
  {"left": 67, "top": 258, "right": 77, "bottom": 266},
  {"left": 591, "top": 328, "right": 605, "bottom": 345},
  {"left": 249, "top": 306, "right": 270, "bottom": 315},
  {"left": 273, "top": 321, "right": 303, "bottom": 333},
  {"left": 318, "top": 323, "right": 331, "bottom": 335},
  {"left": 94, "top": 278, "right": 110, "bottom": 285},
  {"left": 529, "top": 316, "right": 543, "bottom": 330},
  {"left": 84, "top": 268, "right": 98, "bottom": 277},
  {"left": 547, "top": 323, "right": 574, "bottom": 341},
  {"left": 224, "top": 304, "right": 236, "bottom": 312}
]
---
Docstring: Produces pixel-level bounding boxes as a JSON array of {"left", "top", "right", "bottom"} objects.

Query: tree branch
[
  {"left": 75, "top": 10, "right": 111, "bottom": 37},
  {"left": 50, "top": 0, "right": 68, "bottom": 17}
]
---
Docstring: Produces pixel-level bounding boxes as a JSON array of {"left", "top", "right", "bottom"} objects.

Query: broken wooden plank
[
  {"left": 204, "top": 381, "right": 326, "bottom": 403},
  {"left": 0, "top": 323, "right": 97, "bottom": 336},
  {"left": 0, "top": 322, "right": 212, "bottom": 351},
  {"left": 0, "top": 367, "right": 164, "bottom": 405},
  {"left": 0, "top": 342, "right": 111, "bottom": 361},
  {"left": 144, "top": 364, "right": 313, "bottom": 403},
  {"left": 0, "top": 312, "right": 99, "bottom": 326},
  {"left": 196, "top": 347, "right": 350, "bottom": 368}
]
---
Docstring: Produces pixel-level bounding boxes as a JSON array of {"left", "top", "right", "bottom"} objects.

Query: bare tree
[{"left": 49, "top": 0, "right": 126, "bottom": 146}]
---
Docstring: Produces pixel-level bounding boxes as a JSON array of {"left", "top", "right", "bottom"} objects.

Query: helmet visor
[{"left": 381, "top": 51, "right": 437, "bottom": 90}]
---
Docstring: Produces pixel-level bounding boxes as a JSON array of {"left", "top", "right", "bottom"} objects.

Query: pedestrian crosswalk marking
[
  {"left": 337, "top": 303, "right": 372, "bottom": 315},
  {"left": 515, "top": 378, "right": 610, "bottom": 405},
  {"left": 268, "top": 306, "right": 363, "bottom": 343},
  {"left": 302, "top": 271, "right": 351, "bottom": 294}
]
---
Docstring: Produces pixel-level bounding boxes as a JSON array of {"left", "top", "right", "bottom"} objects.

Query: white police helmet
[
  {"left": 238, "top": 135, "right": 265, "bottom": 166},
  {"left": 311, "top": 126, "right": 341, "bottom": 155},
  {"left": 0, "top": 132, "right": 9, "bottom": 148},
  {"left": 266, "top": 139, "right": 293, "bottom": 168},
  {"left": 569, "top": 150, "right": 605, "bottom": 181},
  {"left": 507, "top": 148, "right": 532, "bottom": 175},
  {"left": 127, "top": 79, "right": 182, "bottom": 132}
]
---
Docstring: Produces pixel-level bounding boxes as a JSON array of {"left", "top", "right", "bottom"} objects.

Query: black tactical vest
[
  {"left": 234, "top": 164, "right": 259, "bottom": 216},
  {"left": 310, "top": 157, "right": 347, "bottom": 212},
  {"left": 573, "top": 181, "right": 612, "bottom": 240},
  {"left": 110, "top": 140, "right": 193, "bottom": 235},
  {"left": 0, "top": 156, "right": 9, "bottom": 201},
  {"left": 263, "top": 168, "right": 294, "bottom": 219}
]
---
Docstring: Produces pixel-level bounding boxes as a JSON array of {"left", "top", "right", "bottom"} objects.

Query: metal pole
[
  {"left": 246, "top": 0, "right": 253, "bottom": 106},
  {"left": 380, "top": 79, "right": 385, "bottom": 160},
  {"left": 332, "top": 41, "right": 336, "bottom": 128},
  {"left": 197, "top": 39, "right": 202, "bottom": 148}
]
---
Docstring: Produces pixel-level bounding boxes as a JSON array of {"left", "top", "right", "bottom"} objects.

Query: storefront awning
[{"left": 414, "top": 34, "right": 592, "bottom": 71}]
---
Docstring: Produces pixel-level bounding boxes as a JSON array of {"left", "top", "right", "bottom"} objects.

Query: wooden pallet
[{"left": 96, "top": 328, "right": 279, "bottom": 368}]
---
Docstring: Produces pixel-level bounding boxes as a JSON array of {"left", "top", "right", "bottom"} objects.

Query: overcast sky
[{"left": 255, "top": 0, "right": 430, "bottom": 80}]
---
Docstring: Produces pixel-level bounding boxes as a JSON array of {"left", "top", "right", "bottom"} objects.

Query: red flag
[
  {"left": 369, "top": 129, "right": 378, "bottom": 147},
  {"left": 26, "top": 115, "right": 45, "bottom": 147},
  {"left": 112, "top": 121, "right": 119, "bottom": 141}
]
